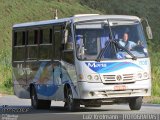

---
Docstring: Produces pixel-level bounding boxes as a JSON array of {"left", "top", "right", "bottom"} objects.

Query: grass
[
  {"left": 150, "top": 52, "right": 160, "bottom": 96},
  {"left": 0, "top": 46, "right": 12, "bottom": 94},
  {"left": 150, "top": 97, "right": 160, "bottom": 104},
  {"left": 0, "top": 0, "right": 160, "bottom": 104},
  {"left": 144, "top": 96, "right": 160, "bottom": 104},
  {"left": 0, "top": 0, "right": 100, "bottom": 94},
  {"left": 0, "top": 84, "right": 13, "bottom": 95}
]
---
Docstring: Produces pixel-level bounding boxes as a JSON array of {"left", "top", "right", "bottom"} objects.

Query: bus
[{"left": 12, "top": 14, "right": 152, "bottom": 111}]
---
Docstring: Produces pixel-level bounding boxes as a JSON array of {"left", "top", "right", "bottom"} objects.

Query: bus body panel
[
  {"left": 13, "top": 85, "right": 30, "bottom": 99},
  {"left": 74, "top": 58, "right": 151, "bottom": 99},
  {"left": 13, "top": 60, "right": 80, "bottom": 100},
  {"left": 78, "top": 80, "right": 151, "bottom": 99},
  {"left": 13, "top": 61, "right": 30, "bottom": 98}
]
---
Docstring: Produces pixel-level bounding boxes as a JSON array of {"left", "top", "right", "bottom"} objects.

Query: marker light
[{"left": 79, "top": 74, "right": 83, "bottom": 80}]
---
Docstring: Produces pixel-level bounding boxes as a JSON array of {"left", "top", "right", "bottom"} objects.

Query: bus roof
[{"left": 13, "top": 15, "right": 141, "bottom": 28}]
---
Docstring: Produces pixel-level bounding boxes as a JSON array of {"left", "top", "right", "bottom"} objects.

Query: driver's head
[{"left": 123, "top": 33, "right": 129, "bottom": 42}]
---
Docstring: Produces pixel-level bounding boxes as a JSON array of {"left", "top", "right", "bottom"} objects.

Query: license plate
[{"left": 114, "top": 85, "right": 126, "bottom": 90}]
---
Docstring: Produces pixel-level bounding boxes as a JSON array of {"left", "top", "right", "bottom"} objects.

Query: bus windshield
[{"left": 75, "top": 20, "right": 148, "bottom": 61}]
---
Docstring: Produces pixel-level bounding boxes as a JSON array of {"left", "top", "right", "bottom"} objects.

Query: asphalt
[{"left": 0, "top": 95, "right": 160, "bottom": 120}]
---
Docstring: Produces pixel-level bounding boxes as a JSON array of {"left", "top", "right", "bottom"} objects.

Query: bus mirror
[
  {"left": 64, "top": 30, "right": 68, "bottom": 44},
  {"left": 146, "top": 26, "right": 153, "bottom": 40},
  {"left": 66, "top": 42, "right": 73, "bottom": 50}
]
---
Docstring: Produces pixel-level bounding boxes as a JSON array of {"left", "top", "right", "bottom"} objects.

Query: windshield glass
[{"left": 75, "top": 20, "right": 148, "bottom": 60}]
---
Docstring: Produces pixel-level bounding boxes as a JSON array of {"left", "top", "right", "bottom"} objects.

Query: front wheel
[
  {"left": 129, "top": 97, "right": 142, "bottom": 110},
  {"left": 64, "top": 88, "right": 80, "bottom": 111}
]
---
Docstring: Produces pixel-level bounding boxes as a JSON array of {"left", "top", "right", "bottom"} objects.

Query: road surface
[{"left": 0, "top": 95, "right": 160, "bottom": 120}]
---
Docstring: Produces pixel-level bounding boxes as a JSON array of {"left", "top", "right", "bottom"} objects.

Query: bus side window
[
  {"left": 62, "top": 26, "right": 74, "bottom": 64},
  {"left": 13, "top": 31, "right": 26, "bottom": 61},
  {"left": 27, "top": 30, "right": 38, "bottom": 60},
  {"left": 14, "top": 31, "right": 25, "bottom": 46},
  {"left": 54, "top": 25, "right": 62, "bottom": 60},
  {"left": 28, "top": 30, "right": 35, "bottom": 45},
  {"left": 34, "top": 30, "right": 39, "bottom": 44},
  {"left": 64, "top": 26, "right": 73, "bottom": 50},
  {"left": 39, "top": 27, "right": 53, "bottom": 60},
  {"left": 40, "top": 28, "right": 52, "bottom": 44},
  {"left": 14, "top": 32, "right": 17, "bottom": 46},
  {"left": 14, "top": 47, "right": 26, "bottom": 61}
]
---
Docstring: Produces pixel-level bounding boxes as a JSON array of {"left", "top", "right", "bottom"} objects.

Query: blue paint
[
  {"left": 33, "top": 61, "right": 59, "bottom": 97},
  {"left": 33, "top": 62, "right": 47, "bottom": 83},
  {"left": 85, "top": 62, "right": 143, "bottom": 73},
  {"left": 36, "top": 84, "right": 58, "bottom": 97},
  {"left": 33, "top": 61, "right": 78, "bottom": 97}
]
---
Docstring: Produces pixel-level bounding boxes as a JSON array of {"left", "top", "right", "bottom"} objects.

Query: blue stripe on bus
[{"left": 85, "top": 62, "right": 143, "bottom": 73}]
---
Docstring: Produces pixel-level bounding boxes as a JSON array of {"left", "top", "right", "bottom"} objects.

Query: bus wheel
[
  {"left": 65, "top": 88, "right": 80, "bottom": 111},
  {"left": 129, "top": 97, "right": 142, "bottom": 110},
  {"left": 31, "top": 86, "right": 51, "bottom": 109}
]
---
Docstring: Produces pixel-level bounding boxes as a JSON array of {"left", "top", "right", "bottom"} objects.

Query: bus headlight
[
  {"left": 94, "top": 75, "right": 99, "bottom": 80},
  {"left": 143, "top": 72, "right": 148, "bottom": 79},
  {"left": 137, "top": 73, "right": 142, "bottom": 79},
  {"left": 87, "top": 75, "right": 92, "bottom": 80},
  {"left": 137, "top": 72, "right": 149, "bottom": 80},
  {"left": 87, "top": 74, "right": 101, "bottom": 82}
]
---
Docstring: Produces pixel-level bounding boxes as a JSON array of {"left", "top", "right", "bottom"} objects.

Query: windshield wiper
[
  {"left": 96, "top": 19, "right": 137, "bottom": 62},
  {"left": 96, "top": 40, "right": 137, "bottom": 62},
  {"left": 96, "top": 40, "right": 111, "bottom": 62},
  {"left": 113, "top": 40, "right": 137, "bottom": 60}
]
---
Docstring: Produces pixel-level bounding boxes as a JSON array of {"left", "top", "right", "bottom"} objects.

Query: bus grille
[{"left": 102, "top": 74, "right": 135, "bottom": 83}]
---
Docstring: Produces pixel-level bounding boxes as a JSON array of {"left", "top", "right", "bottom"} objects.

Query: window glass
[
  {"left": 64, "top": 27, "right": 73, "bottom": 50},
  {"left": 14, "top": 47, "right": 25, "bottom": 61},
  {"left": 39, "top": 45, "right": 52, "bottom": 60},
  {"left": 54, "top": 26, "right": 61, "bottom": 32},
  {"left": 40, "top": 28, "right": 52, "bottom": 44},
  {"left": 62, "top": 51, "right": 74, "bottom": 64},
  {"left": 54, "top": 31, "right": 62, "bottom": 59},
  {"left": 27, "top": 30, "right": 39, "bottom": 45},
  {"left": 14, "top": 32, "right": 17, "bottom": 46},
  {"left": 28, "top": 30, "right": 35, "bottom": 45},
  {"left": 14, "top": 32, "right": 25, "bottom": 46},
  {"left": 62, "top": 26, "right": 74, "bottom": 64},
  {"left": 34, "top": 30, "right": 39, "bottom": 44},
  {"left": 27, "top": 46, "right": 38, "bottom": 60}
]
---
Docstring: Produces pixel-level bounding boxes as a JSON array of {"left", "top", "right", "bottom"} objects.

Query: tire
[
  {"left": 31, "top": 86, "right": 51, "bottom": 109},
  {"left": 64, "top": 87, "right": 80, "bottom": 112},
  {"left": 129, "top": 97, "right": 142, "bottom": 110}
]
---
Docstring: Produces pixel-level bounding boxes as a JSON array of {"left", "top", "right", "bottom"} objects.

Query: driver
[{"left": 119, "top": 33, "right": 136, "bottom": 50}]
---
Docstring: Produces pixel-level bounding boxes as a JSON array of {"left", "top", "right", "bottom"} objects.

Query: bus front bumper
[{"left": 78, "top": 79, "right": 151, "bottom": 99}]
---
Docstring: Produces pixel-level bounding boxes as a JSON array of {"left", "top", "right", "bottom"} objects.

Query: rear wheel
[
  {"left": 129, "top": 97, "right": 142, "bottom": 110},
  {"left": 31, "top": 86, "right": 51, "bottom": 109},
  {"left": 64, "top": 87, "right": 80, "bottom": 111}
]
